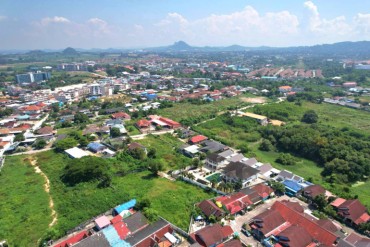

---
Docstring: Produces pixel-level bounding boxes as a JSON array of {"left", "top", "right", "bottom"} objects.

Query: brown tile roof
[
  {"left": 36, "top": 126, "right": 54, "bottom": 135},
  {"left": 223, "top": 162, "right": 259, "bottom": 181},
  {"left": 193, "top": 224, "right": 233, "bottom": 247},
  {"left": 338, "top": 199, "right": 368, "bottom": 224},
  {"left": 198, "top": 200, "right": 224, "bottom": 218},
  {"left": 271, "top": 201, "right": 338, "bottom": 246},
  {"left": 303, "top": 184, "right": 326, "bottom": 198},
  {"left": 251, "top": 209, "right": 286, "bottom": 235},
  {"left": 252, "top": 183, "right": 274, "bottom": 198},
  {"left": 276, "top": 225, "right": 313, "bottom": 247},
  {"left": 317, "top": 219, "right": 339, "bottom": 233}
]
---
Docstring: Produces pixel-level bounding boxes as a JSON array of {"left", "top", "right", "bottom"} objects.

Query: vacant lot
[
  {"left": 0, "top": 156, "right": 51, "bottom": 246},
  {"left": 158, "top": 96, "right": 250, "bottom": 122},
  {"left": 137, "top": 133, "right": 192, "bottom": 170},
  {"left": 0, "top": 150, "right": 212, "bottom": 245}
]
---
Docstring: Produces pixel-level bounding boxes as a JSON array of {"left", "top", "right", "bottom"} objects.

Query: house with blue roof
[
  {"left": 114, "top": 199, "right": 136, "bottom": 215},
  {"left": 87, "top": 142, "right": 106, "bottom": 153},
  {"left": 283, "top": 179, "right": 303, "bottom": 197}
]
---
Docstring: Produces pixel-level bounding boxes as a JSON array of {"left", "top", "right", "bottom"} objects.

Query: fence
[{"left": 180, "top": 176, "right": 226, "bottom": 195}]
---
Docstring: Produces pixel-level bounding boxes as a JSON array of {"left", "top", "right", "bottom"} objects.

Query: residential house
[
  {"left": 302, "top": 184, "right": 326, "bottom": 200},
  {"left": 205, "top": 153, "right": 227, "bottom": 171},
  {"left": 338, "top": 232, "right": 370, "bottom": 247},
  {"left": 190, "top": 224, "right": 234, "bottom": 247},
  {"left": 189, "top": 135, "right": 208, "bottom": 145},
  {"left": 87, "top": 142, "right": 106, "bottom": 153},
  {"left": 182, "top": 144, "right": 200, "bottom": 158},
  {"left": 111, "top": 112, "right": 131, "bottom": 120},
  {"left": 95, "top": 215, "right": 110, "bottom": 231},
  {"left": 65, "top": 147, "right": 89, "bottom": 159},
  {"left": 136, "top": 119, "right": 151, "bottom": 130},
  {"left": 251, "top": 183, "right": 274, "bottom": 201},
  {"left": 128, "top": 142, "right": 147, "bottom": 154},
  {"left": 200, "top": 140, "right": 228, "bottom": 153},
  {"left": 334, "top": 199, "right": 370, "bottom": 226},
  {"left": 218, "top": 149, "right": 235, "bottom": 159},
  {"left": 278, "top": 85, "right": 292, "bottom": 93},
  {"left": 223, "top": 162, "right": 260, "bottom": 187},
  {"left": 124, "top": 212, "right": 149, "bottom": 234},
  {"left": 35, "top": 126, "right": 54, "bottom": 136},
  {"left": 283, "top": 179, "right": 303, "bottom": 196},
  {"left": 197, "top": 200, "right": 224, "bottom": 220},
  {"left": 239, "top": 187, "right": 262, "bottom": 205},
  {"left": 250, "top": 200, "right": 339, "bottom": 246},
  {"left": 53, "top": 230, "right": 91, "bottom": 247},
  {"left": 275, "top": 170, "right": 303, "bottom": 183},
  {"left": 216, "top": 192, "right": 253, "bottom": 215},
  {"left": 228, "top": 154, "right": 246, "bottom": 163}
]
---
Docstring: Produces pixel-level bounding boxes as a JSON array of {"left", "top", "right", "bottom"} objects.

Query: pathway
[
  {"left": 6, "top": 147, "right": 54, "bottom": 156},
  {"left": 29, "top": 157, "right": 58, "bottom": 227}
]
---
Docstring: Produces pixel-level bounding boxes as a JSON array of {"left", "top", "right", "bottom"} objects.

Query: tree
[
  {"left": 259, "top": 139, "right": 274, "bottom": 151},
  {"left": 312, "top": 194, "right": 328, "bottom": 210},
  {"left": 302, "top": 110, "right": 318, "bottom": 124},
  {"left": 143, "top": 207, "right": 159, "bottom": 222},
  {"left": 61, "top": 156, "right": 111, "bottom": 186},
  {"left": 271, "top": 181, "right": 285, "bottom": 195},
  {"left": 54, "top": 137, "right": 78, "bottom": 151},
  {"left": 192, "top": 158, "right": 201, "bottom": 168},
  {"left": 148, "top": 160, "right": 164, "bottom": 175},
  {"left": 276, "top": 153, "right": 297, "bottom": 166},
  {"left": 233, "top": 180, "right": 243, "bottom": 191},
  {"left": 14, "top": 133, "right": 25, "bottom": 142},
  {"left": 74, "top": 112, "right": 90, "bottom": 124},
  {"left": 110, "top": 127, "right": 121, "bottom": 138},
  {"left": 34, "top": 139, "right": 47, "bottom": 149}
]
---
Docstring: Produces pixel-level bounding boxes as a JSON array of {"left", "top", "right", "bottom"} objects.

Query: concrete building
[{"left": 15, "top": 71, "right": 51, "bottom": 84}]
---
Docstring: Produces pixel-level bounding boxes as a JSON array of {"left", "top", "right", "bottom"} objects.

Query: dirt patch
[
  {"left": 240, "top": 97, "right": 266, "bottom": 104},
  {"left": 28, "top": 157, "right": 58, "bottom": 227}
]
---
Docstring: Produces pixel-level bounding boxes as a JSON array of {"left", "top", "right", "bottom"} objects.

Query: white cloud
[
  {"left": 150, "top": 6, "right": 299, "bottom": 46},
  {"left": 354, "top": 13, "right": 370, "bottom": 34},
  {"left": 40, "top": 16, "right": 70, "bottom": 26},
  {"left": 0, "top": 16, "right": 7, "bottom": 21}
]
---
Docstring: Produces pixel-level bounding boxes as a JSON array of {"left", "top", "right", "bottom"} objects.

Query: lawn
[
  {"left": 351, "top": 180, "right": 370, "bottom": 208},
  {"left": 0, "top": 156, "right": 51, "bottom": 247},
  {"left": 137, "top": 133, "right": 192, "bottom": 170},
  {"left": 1, "top": 150, "right": 212, "bottom": 245}
]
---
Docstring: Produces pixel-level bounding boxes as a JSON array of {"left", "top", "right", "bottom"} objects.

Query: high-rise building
[{"left": 15, "top": 72, "right": 51, "bottom": 84}]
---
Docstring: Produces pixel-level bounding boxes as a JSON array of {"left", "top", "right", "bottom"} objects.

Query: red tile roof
[
  {"left": 110, "top": 215, "right": 123, "bottom": 224},
  {"left": 112, "top": 112, "right": 131, "bottom": 119},
  {"left": 251, "top": 209, "right": 286, "bottom": 236},
  {"left": 22, "top": 105, "right": 41, "bottom": 111},
  {"left": 136, "top": 119, "right": 151, "bottom": 128},
  {"left": 271, "top": 201, "right": 338, "bottom": 246},
  {"left": 252, "top": 183, "right": 274, "bottom": 199},
  {"left": 193, "top": 224, "right": 233, "bottom": 247},
  {"left": 189, "top": 135, "right": 208, "bottom": 144},
  {"left": 53, "top": 230, "right": 89, "bottom": 247},
  {"left": 331, "top": 198, "right": 346, "bottom": 207},
  {"left": 113, "top": 221, "right": 130, "bottom": 239},
  {"left": 218, "top": 192, "right": 252, "bottom": 214},
  {"left": 337, "top": 199, "right": 368, "bottom": 225},
  {"left": 158, "top": 117, "right": 181, "bottom": 128}
]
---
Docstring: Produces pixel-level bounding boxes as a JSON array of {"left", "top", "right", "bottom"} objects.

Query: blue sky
[{"left": 0, "top": 0, "right": 369, "bottom": 49}]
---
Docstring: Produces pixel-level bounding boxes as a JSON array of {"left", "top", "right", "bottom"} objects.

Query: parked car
[{"left": 241, "top": 228, "right": 251, "bottom": 237}]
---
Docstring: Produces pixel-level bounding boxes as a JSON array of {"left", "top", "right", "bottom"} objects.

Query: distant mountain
[{"left": 62, "top": 47, "right": 78, "bottom": 55}]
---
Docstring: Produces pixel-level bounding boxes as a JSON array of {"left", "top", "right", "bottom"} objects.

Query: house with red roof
[
  {"left": 52, "top": 230, "right": 91, "bottom": 247},
  {"left": 189, "top": 135, "right": 208, "bottom": 145},
  {"left": 216, "top": 192, "right": 253, "bottom": 215},
  {"left": 136, "top": 119, "right": 151, "bottom": 129},
  {"left": 250, "top": 183, "right": 274, "bottom": 201},
  {"left": 190, "top": 224, "right": 234, "bottom": 247},
  {"left": 111, "top": 112, "right": 131, "bottom": 120},
  {"left": 335, "top": 199, "right": 370, "bottom": 226},
  {"left": 158, "top": 117, "right": 181, "bottom": 129},
  {"left": 20, "top": 105, "right": 41, "bottom": 114},
  {"left": 250, "top": 200, "right": 339, "bottom": 246}
]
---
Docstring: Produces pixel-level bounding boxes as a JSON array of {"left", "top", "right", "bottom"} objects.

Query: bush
[
  {"left": 61, "top": 156, "right": 111, "bottom": 186},
  {"left": 302, "top": 110, "right": 318, "bottom": 124},
  {"left": 276, "top": 153, "right": 298, "bottom": 166},
  {"left": 54, "top": 137, "right": 78, "bottom": 152},
  {"left": 259, "top": 139, "right": 274, "bottom": 151}
]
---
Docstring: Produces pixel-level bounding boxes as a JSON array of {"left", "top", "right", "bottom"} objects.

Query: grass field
[
  {"left": 0, "top": 156, "right": 51, "bottom": 246},
  {"left": 0, "top": 150, "right": 212, "bottom": 245},
  {"left": 137, "top": 133, "right": 192, "bottom": 170},
  {"left": 157, "top": 96, "right": 250, "bottom": 122}
]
